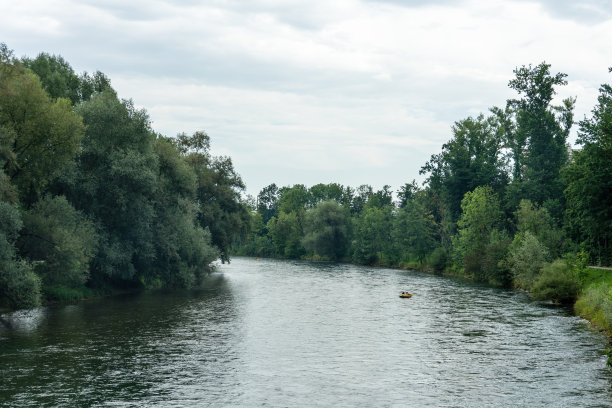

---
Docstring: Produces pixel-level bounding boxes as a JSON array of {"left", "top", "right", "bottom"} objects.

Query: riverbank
[{"left": 574, "top": 267, "right": 612, "bottom": 339}]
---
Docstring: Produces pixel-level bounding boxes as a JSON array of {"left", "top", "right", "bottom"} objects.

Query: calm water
[{"left": 1, "top": 257, "right": 610, "bottom": 407}]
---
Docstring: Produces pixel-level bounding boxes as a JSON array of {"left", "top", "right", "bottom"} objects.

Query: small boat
[{"left": 399, "top": 292, "right": 413, "bottom": 298}]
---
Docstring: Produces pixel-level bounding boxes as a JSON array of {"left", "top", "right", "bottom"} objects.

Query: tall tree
[
  {"left": 420, "top": 114, "right": 508, "bottom": 223},
  {"left": 176, "top": 131, "right": 249, "bottom": 264},
  {"left": 506, "top": 62, "right": 574, "bottom": 216},
  {"left": 63, "top": 90, "right": 158, "bottom": 284},
  {"left": 564, "top": 71, "right": 612, "bottom": 265},
  {"left": 257, "top": 183, "right": 280, "bottom": 224},
  {"left": 0, "top": 51, "right": 85, "bottom": 207},
  {"left": 453, "top": 186, "right": 503, "bottom": 281},
  {"left": 151, "top": 136, "right": 218, "bottom": 287}
]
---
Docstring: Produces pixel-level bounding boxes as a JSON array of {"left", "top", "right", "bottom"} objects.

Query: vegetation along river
[{"left": 1, "top": 257, "right": 610, "bottom": 407}]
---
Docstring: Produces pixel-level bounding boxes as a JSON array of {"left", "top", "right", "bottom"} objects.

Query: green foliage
[
  {"left": 21, "top": 52, "right": 113, "bottom": 105},
  {"left": 177, "top": 131, "right": 249, "bottom": 263},
  {"left": 0, "top": 58, "right": 85, "bottom": 206},
  {"left": 481, "top": 230, "right": 512, "bottom": 287},
  {"left": 352, "top": 206, "right": 394, "bottom": 265},
  {"left": 429, "top": 247, "right": 449, "bottom": 274},
  {"left": 505, "top": 62, "right": 573, "bottom": 214},
  {"left": 510, "top": 232, "right": 549, "bottom": 290},
  {"left": 151, "top": 198, "right": 218, "bottom": 288},
  {"left": 531, "top": 259, "right": 579, "bottom": 304},
  {"left": 67, "top": 91, "right": 158, "bottom": 282},
  {"left": 257, "top": 183, "right": 280, "bottom": 223},
  {"left": 303, "top": 201, "right": 349, "bottom": 261},
  {"left": 453, "top": 186, "right": 503, "bottom": 274},
  {"left": 421, "top": 114, "right": 508, "bottom": 224},
  {"left": 278, "top": 184, "right": 309, "bottom": 214},
  {"left": 0, "top": 201, "right": 40, "bottom": 309},
  {"left": 514, "top": 199, "right": 564, "bottom": 257},
  {"left": 19, "top": 195, "right": 98, "bottom": 288},
  {"left": 393, "top": 196, "right": 437, "bottom": 264},
  {"left": 575, "top": 281, "right": 612, "bottom": 336},
  {"left": 267, "top": 211, "right": 304, "bottom": 258},
  {"left": 563, "top": 75, "right": 612, "bottom": 265},
  {"left": 309, "top": 183, "right": 346, "bottom": 207},
  {"left": 0, "top": 259, "right": 41, "bottom": 309}
]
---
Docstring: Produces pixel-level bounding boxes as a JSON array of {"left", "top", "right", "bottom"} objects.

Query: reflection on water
[{"left": 0, "top": 257, "right": 610, "bottom": 407}]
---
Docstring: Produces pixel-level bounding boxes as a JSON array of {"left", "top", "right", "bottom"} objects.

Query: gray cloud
[{"left": 2, "top": 0, "right": 611, "bottom": 196}]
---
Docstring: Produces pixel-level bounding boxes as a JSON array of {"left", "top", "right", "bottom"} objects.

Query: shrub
[
  {"left": 510, "top": 232, "right": 549, "bottom": 290},
  {"left": 429, "top": 247, "right": 448, "bottom": 274},
  {"left": 531, "top": 259, "right": 579, "bottom": 304},
  {"left": 0, "top": 260, "right": 41, "bottom": 309}
]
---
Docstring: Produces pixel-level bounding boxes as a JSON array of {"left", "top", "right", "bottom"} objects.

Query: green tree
[
  {"left": 62, "top": 90, "right": 158, "bottom": 284},
  {"left": 453, "top": 186, "right": 503, "bottom": 281},
  {"left": 150, "top": 137, "right": 218, "bottom": 287},
  {"left": 302, "top": 200, "right": 349, "bottom": 260},
  {"left": 0, "top": 54, "right": 85, "bottom": 206},
  {"left": 514, "top": 199, "right": 564, "bottom": 258},
  {"left": 237, "top": 211, "right": 274, "bottom": 257},
  {"left": 18, "top": 195, "right": 98, "bottom": 289},
  {"left": 308, "top": 183, "right": 345, "bottom": 207},
  {"left": 393, "top": 196, "right": 437, "bottom": 264},
  {"left": 0, "top": 201, "right": 40, "bottom": 309},
  {"left": 22, "top": 53, "right": 81, "bottom": 104},
  {"left": 278, "top": 184, "right": 309, "bottom": 214},
  {"left": 22, "top": 52, "right": 113, "bottom": 105},
  {"left": 267, "top": 211, "right": 304, "bottom": 258},
  {"left": 563, "top": 72, "right": 612, "bottom": 265},
  {"left": 350, "top": 185, "right": 373, "bottom": 215},
  {"left": 506, "top": 62, "right": 574, "bottom": 216},
  {"left": 177, "top": 131, "right": 249, "bottom": 263},
  {"left": 352, "top": 206, "right": 394, "bottom": 265},
  {"left": 257, "top": 183, "right": 280, "bottom": 224},
  {"left": 420, "top": 114, "right": 508, "bottom": 226},
  {"left": 397, "top": 180, "right": 419, "bottom": 208},
  {"left": 510, "top": 232, "right": 549, "bottom": 289}
]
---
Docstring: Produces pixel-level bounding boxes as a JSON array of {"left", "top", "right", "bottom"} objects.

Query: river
[{"left": 1, "top": 257, "right": 610, "bottom": 407}]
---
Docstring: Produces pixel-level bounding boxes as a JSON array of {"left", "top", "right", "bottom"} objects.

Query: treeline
[
  {"left": 0, "top": 44, "right": 249, "bottom": 310},
  {"left": 234, "top": 63, "right": 612, "bottom": 331}
]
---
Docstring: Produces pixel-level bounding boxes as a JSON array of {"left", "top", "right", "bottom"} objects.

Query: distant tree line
[
  {"left": 234, "top": 62, "right": 612, "bottom": 323},
  {"left": 0, "top": 44, "right": 249, "bottom": 309}
]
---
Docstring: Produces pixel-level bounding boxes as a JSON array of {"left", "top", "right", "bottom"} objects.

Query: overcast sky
[{"left": 2, "top": 0, "right": 611, "bottom": 197}]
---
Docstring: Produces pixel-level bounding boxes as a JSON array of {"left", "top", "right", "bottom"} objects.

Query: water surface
[{"left": 1, "top": 257, "right": 610, "bottom": 407}]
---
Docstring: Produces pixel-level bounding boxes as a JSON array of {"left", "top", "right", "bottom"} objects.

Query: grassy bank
[{"left": 575, "top": 267, "right": 612, "bottom": 337}]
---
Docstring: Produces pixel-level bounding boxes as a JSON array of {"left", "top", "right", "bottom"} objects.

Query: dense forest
[
  {"left": 234, "top": 63, "right": 612, "bottom": 334},
  {"left": 0, "top": 44, "right": 610, "bottom": 336},
  {"left": 0, "top": 44, "right": 249, "bottom": 309}
]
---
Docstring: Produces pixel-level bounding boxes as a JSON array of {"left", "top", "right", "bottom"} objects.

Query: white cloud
[{"left": 2, "top": 0, "right": 611, "bottom": 195}]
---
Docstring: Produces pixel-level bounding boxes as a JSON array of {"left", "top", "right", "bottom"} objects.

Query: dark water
[{"left": 1, "top": 257, "right": 610, "bottom": 407}]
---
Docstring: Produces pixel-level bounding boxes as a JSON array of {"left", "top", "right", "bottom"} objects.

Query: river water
[{"left": 1, "top": 257, "right": 610, "bottom": 407}]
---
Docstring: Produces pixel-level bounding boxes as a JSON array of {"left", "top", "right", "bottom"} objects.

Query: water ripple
[{"left": 0, "top": 257, "right": 610, "bottom": 407}]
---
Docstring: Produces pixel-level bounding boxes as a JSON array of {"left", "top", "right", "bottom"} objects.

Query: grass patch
[
  {"left": 575, "top": 281, "right": 612, "bottom": 337},
  {"left": 43, "top": 285, "right": 99, "bottom": 304}
]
